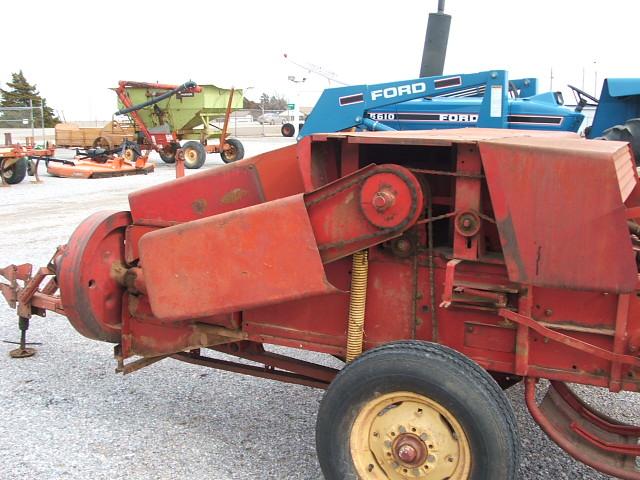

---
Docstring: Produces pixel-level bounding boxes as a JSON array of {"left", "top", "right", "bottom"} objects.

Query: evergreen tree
[{"left": 0, "top": 71, "right": 60, "bottom": 127}]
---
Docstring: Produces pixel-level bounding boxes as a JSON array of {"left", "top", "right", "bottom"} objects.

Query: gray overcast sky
[{"left": 2, "top": 0, "right": 638, "bottom": 120}]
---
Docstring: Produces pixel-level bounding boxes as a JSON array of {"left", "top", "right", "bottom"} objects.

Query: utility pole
[{"left": 29, "top": 99, "right": 34, "bottom": 145}]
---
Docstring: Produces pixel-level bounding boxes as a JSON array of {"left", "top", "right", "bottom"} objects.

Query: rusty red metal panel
[
  {"left": 479, "top": 137, "right": 637, "bottom": 293},
  {"left": 124, "top": 225, "right": 157, "bottom": 264},
  {"left": 138, "top": 194, "right": 338, "bottom": 321},
  {"left": 128, "top": 161, "right": 265, "bottom": 224},
  {"left": 57, "top": 211, "right": 130, "bottom": 343},
  {"left": 247, "top": 144, "right": 306, "bottom": 200}
]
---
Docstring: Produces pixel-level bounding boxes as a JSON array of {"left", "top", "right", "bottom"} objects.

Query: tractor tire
[
  {"left": 1, "top": 157, "right": 28, "bottom": 185},
  {"left": 281, "top": 122, "right": 295, "bottom": 137},
  {"left": 599, "top": 118, "right": 640, "bottom": 165},
  {"left": 220, "top": 138, "right": 244, "bottom": 164},
  {"left": 316, "top": 341, "right": 520, "bottom": 480},
  {"left": 27, "top": 159, "right": 36, "bottom": 176},
  {"left": 159, "top": 143, "right": 179, "bottom": 164},
  {"left": 182, "top": 141, "right": 207, "bottom": 169}
]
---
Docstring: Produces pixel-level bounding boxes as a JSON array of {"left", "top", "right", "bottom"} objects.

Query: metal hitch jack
[{"left": 7, "top": 317, "right": 37, "bottom": 358}]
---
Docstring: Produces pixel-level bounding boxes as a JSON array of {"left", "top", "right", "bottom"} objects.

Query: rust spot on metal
[
  {"left": 192, "top": 198, "right": 208, "bottom": 215},
  {"left": 220, "top": 188, "right": 248, "bottom": 205}
]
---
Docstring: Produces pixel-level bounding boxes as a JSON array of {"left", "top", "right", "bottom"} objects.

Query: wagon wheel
[
  {"left": 220, "top": 138, "right": 244, "bottom": 164},
  {"left": 122, "top": 145, "right": 140, "bottom": 163},
  {"left": 316, "top": 341, "right": 519, "bottom": 479},
  {"left": 1, "top": 157, "right": 28, "bottom": 185},
  {"left": 182, "top": 141, "right": 207, "bottom": 169},
  {"left": 92, "top": 136, "right": 112, "bottom": 150},
  {"left": 159, "top": 142, "right": 179, "bottom": 164}
]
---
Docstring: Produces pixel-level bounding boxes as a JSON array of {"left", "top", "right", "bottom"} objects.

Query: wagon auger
[{"left": 2, "top": 129, "right": 640, "bottom": 479}]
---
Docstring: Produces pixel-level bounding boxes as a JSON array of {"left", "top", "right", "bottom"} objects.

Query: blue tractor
[{"left": 299, "top": 70, "right": 640, "bottom": 162}]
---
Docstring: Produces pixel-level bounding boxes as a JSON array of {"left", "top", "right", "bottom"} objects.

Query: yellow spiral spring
[{"left": 346, "top": 250, "right": 369, "bottom": 363}]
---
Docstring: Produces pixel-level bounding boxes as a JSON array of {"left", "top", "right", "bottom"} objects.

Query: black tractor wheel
[
  {"left": 159, "top": 143, "right": 179, "bottom": 164},
  {"left": 182, "top": 141, "right": 207, "bottom": 169},
  {"left": 316, "top": 341, "right": 520, "bottom": 480},
  {"left": 1, "top": 157, "right": 28, "bottom": 185},
  {"left": 220, "top": 138, "right": 244, "bottom": 164},
  {"left": 281, "top": 122, "right": 295, "bottom": 137},
  {"left": 599, "top": 118, "right": 640, "bottom": 165}
]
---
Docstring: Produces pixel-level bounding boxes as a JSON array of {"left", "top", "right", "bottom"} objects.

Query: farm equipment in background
[
  {"left": 0, "top": 142, "right": 55, "bottom": 185},
  {"left": 299, "top": 70, "right": 585, "bottom": 139},
  {"left": 114, "top": 80, "right": 245, "bottom": 168},
  {"left": 299, "top": 70, "right": 640, "bottom": 164},
  {"left": 3, "top": 128, "right": 640, "bottom": 478},
  {"left": 585, "top": 79, "right": 640, "bottom": 160},
  {"left": 54, "top": 120, "right": 136, "bottom": 149},
  {"left": 41, "top": 141, "right": 154, "bottom": 179}
]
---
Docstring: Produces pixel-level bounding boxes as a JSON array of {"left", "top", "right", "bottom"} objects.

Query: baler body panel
[
  {"left": 139, "top": 194, "right": 338, "bottom": 320},
  {"left": 128, "top": 144, "right": 304, "bottom": 225},
  {"left": 479, "top": 136, "right": 637, "bottom": 292}
]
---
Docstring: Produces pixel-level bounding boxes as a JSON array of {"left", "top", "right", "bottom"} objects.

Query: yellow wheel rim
[
  {"left": 123, "top": 148, "right": 135, "bottom": 162},
  {"left": 184, "top": 147, "right": 198, "bottom": 164},
  {"left": 350, "top": 391, "right": 471, "bottom": 479}
]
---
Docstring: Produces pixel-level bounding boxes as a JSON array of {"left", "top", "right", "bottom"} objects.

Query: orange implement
[{"left": 46, "top": 155, "right": 154, "bottom": 178}]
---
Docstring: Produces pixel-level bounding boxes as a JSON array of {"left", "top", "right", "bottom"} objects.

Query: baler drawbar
[{"left": 2, "top": 128, "right": 640, "bottom": 479}]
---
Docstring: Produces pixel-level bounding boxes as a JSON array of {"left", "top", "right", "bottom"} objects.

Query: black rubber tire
[
  {"left": 281, "top": 122, "right": 295, "bottom": 137},
  {"left": 220, "top": 138, "right": 244, "bottom": 164},
  {"left": 316, "top": 341, "right": 520, "bottom": 480},
  {"left": 182, "top": 141, "right": 207, "bottom": 169},
  {"left": 27, "top": 159, "right": 36, "bottom": 176},
  {"left": 159, "top": 151, "right": 176, "bottom": 164},
  {"left": 158, "top": 143, "right": 179, "bottom": 164},
  {"left": 2, "top": 157, "right": 28, "bottom": 184},
  {"left": 600, "top": 118, "right": 640, "bottom": 165}
]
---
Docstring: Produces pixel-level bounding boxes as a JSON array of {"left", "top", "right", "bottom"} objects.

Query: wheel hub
[
  {"left": 185, "top": 148, "right": 197, "bottom": 162},
  {"left": 393, "top": 433, "right": 427, "bottom": 466},
  {"left": 350, "top": 392, "right": 471, "bottom": 479}
]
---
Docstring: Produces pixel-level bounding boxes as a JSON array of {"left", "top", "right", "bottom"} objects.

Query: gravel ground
[{"left": 0, "top": 137, "right": 637, "bottom": 479}]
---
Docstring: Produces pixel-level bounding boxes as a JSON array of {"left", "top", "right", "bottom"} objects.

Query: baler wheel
[
  {"left": 183, "top": 141, "right": 207, "bottom": 169},
  {"left": 599, "top": 118, "right": 640, "bottom": 165},
  {"left": 316, "top": 341, "right": 519, "bottom": 479},
  {"left": 220, "top": 138, "right": 244, "bottom": 163},
  {"left": 1, "top": 157, "right": 28, "bottom": 185}
]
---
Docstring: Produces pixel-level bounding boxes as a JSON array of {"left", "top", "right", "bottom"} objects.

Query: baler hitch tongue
[{"left": 0, "top": 248, "right": 65, "bottom": 358}]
